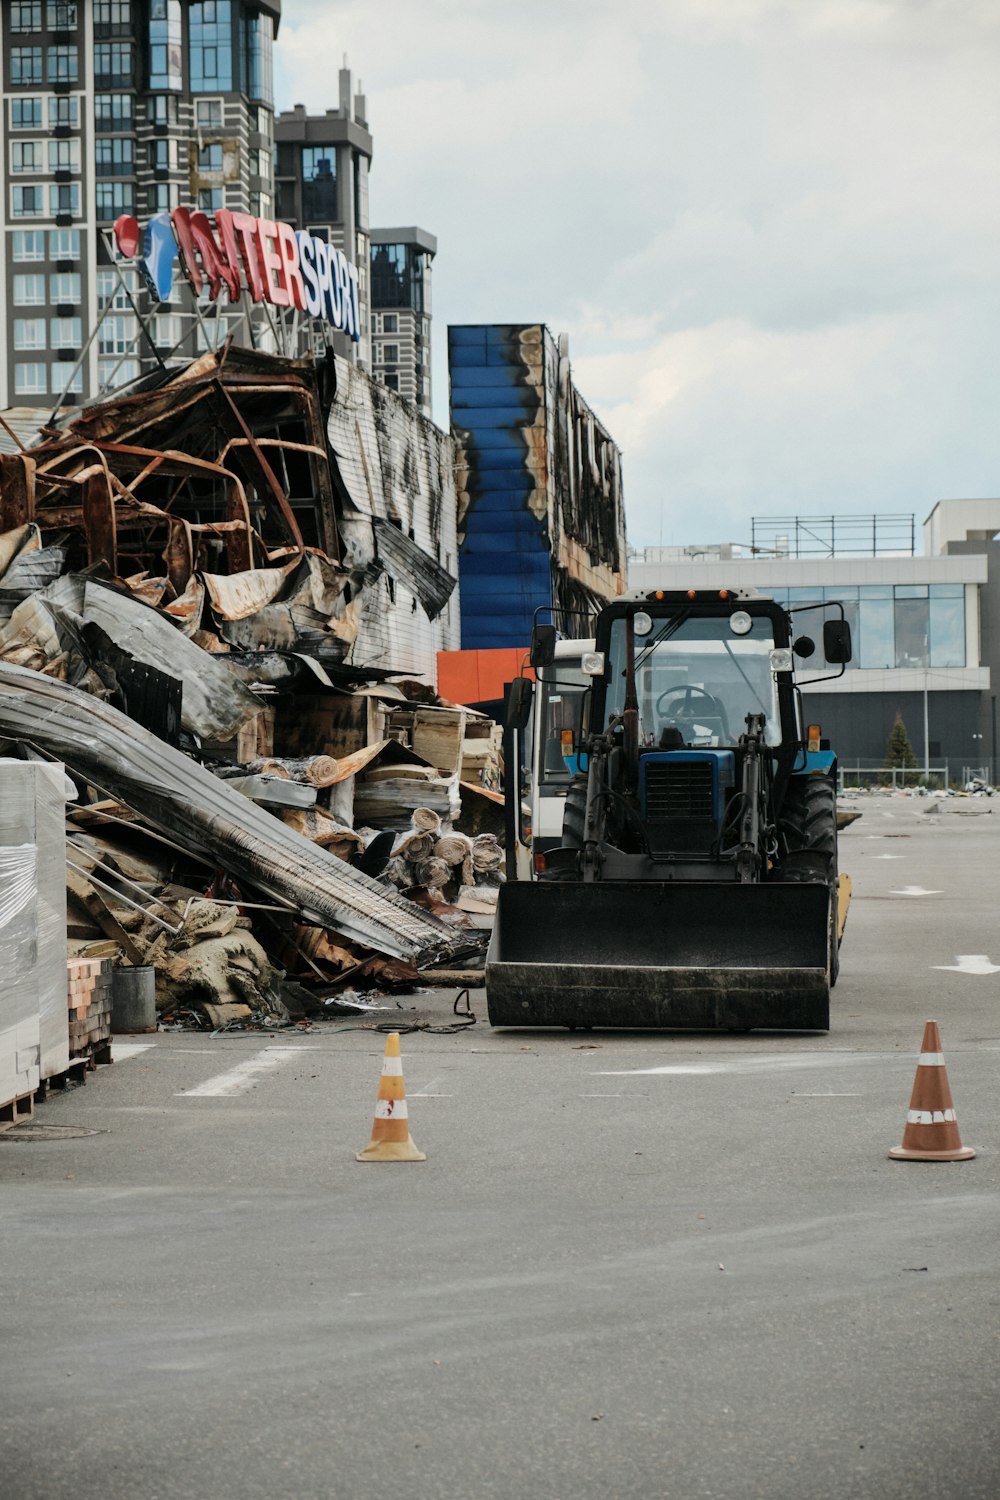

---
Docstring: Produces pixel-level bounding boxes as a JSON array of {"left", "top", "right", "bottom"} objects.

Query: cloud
[{"left": 274, "top": 2, "right": 1000, "bottom": 549}]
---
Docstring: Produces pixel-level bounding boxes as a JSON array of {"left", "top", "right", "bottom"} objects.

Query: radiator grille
[{"left": 645, "top": 761, "right": 715, "bottom": 820}]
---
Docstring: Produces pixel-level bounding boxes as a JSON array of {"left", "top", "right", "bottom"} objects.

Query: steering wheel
[{"left": 655, "top": 684, "right": 731, "bottom": 742}]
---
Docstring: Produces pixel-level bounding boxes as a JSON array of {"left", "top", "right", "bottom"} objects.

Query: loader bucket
[{"left": 486, "top": 880, "right": 832, "bottom": 1030}]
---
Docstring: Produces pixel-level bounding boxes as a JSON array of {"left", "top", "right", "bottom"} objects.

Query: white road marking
[
  {"left": 891, "top": 886, "right": 942, "bottom": 897},
  {"left": 933, "top": 955, "right": 1000, "bottom": 976},
  {"left": 176, "top": 1046, "right": 307, "bottom": 1098},
  {"left": 873, "top": 854, "right": 905, "bottom": 860},
  {"left": 595, "top": 1053, "right": 898, "bottom": 1078},
  {"left": 111, "top": 1043, "right": 155, "bottom": 1060},
  {"left": 881, "top": 811, "right": 896, "bottom": 819},
  {"left": 791, "top": 1092, "right": 861, "bottom": 1097}
]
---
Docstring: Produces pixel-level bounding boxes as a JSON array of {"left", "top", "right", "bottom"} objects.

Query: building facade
[
  {"left": 369, "top": 226, "right": 435, "bottom": 417},
  {"left": 629, "top": 500, "right": 1000, "bottom": 779},
  {"left": 449, "top": 324, "right": 627, "bottom": 651},
  {"left": 274, "top": 80, "right": 372, "bottom": 367},
  {"left": 1, "top": 0, "right": 280, "bottom": 410}
]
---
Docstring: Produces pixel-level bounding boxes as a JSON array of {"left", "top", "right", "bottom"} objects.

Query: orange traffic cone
[
  {"left": 356, "top": 1032, "right": 426, "bottom": 1162},
  {"left": 889, "top": 1020, "right": 975, "bottom": 1162}
]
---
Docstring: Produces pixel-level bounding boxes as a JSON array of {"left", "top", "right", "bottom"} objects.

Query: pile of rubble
[{"left": 0, "top": 345, "right": 504, "bottom": 1029}]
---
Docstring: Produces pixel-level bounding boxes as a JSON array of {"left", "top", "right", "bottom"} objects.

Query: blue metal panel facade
[{"left": 449, "top": 325, "right": 552, "bottom": 648}]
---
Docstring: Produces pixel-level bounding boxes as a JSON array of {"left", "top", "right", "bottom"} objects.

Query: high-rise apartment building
[
  {"left": 274, "top": 77, "right": 372, "bottom": 366},
  {"left": 1, "top": 0, "right": 280, "bottom": 410},
  {"left": 370, "top": 227, "right": 435, "bottom": 417}
]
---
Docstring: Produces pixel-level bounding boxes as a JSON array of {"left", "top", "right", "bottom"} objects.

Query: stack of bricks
[{"left": 67, "top": 957, "right": 113, "bottom": 1061}]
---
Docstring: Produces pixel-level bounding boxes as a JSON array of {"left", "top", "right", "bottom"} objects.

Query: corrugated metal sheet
[
  {"left": 326, "top": 357, "right": 460, "bottom": 682},
  {"left": 449, "top": 325, "right": 627, "bottom": 648},
  {"left": 0, "top": 408, "right": 54, "bottom": 456},
  {"left": 371, "top": 516, "right": 456, "bottom": 621}
]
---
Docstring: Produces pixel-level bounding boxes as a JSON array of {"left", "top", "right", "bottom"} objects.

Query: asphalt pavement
[{"left": 2, "top": 792, "right": 999, "bottom": 1500}]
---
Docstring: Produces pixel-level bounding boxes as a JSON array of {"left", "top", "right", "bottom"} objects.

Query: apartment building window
[
  {"left": 153, "top": 315, "right": 183, "bottom": 348},
  {"left": 11, "top": 141, "right": 42, "bottom": 174},
  {"left": 14, "top": 275, "right": 46, "bottom": 305},
  {"left": 49, "top": 228, "right": 80, "bottom": 259},
  {"left": 51, "top": 316, "right": 82, "bottom": 349},
  {"left": 50, "top": 271, "right": 81, "bottom": 302},
  {"left": 95, "top": 93, "right": 133, "bottom": 129},
  {"left": 14, "top": 319, "right": 47, "bottom": 351},
  {"left": 249, "top": 147, "right": 267, "bottom": 179},
  {"left": 196, "top": 99, "right": 223, "bottom": 128},
  {"left": 48, "top": 182, "right": 80, "bottom": 216},
  {"left": 148, "top": 94, "right": 177, "bottom": 124},
  {"left": 149, "top": 0, "right": 183, "bottom": 90},
  {"left": 99, "top": 359, "right": 139, "bottom": 388},
  {"left": 12, "top": 98, "right": 43, "bottom": 128},
  {"left": 95, "top": 136, "right": 133, "bottom": 175},
  {"left": 13, "top": 231, "right": 46, "bottom": 260},
  {"left": 382, "top": 344, "right": 399, "bottom": 364},
  {"left": 96, "top": 182, "right": 135, "bottom": 219},
  {"left": 98, "top": 314, "right": 136, "bottom": 354},
  {"left": 15, "top": 364, "right": 47, "bottom": 396},
  {"left": 150, "top": 138, "right": 176, "bottom": 170},
  {"left": 12, "top": 185, "right": 43, "bottom": 218},
  {"left": 51, "top": 361, "right": 83, "bottom": 394},
  {"left": 190, "top": 2, "right": 234, "bottom": 92},
  {"left": 301, "top": 147, "right": 336, "bottom": 222},
  {"left": 94, "top": 42, "right": 133, "bottom": 85},
  {"left": 49, "top": 139, "right": 80, "bottom": 173},
  {"left": 382, "top": 374, "right": 399, "bottom": 392},
  {"left": 199, "top": 143, "right": 223, "bottom": 171},
  {"left": 11, "top": 4, "right": 43, "bottom": 32},
  {"left": 12, "top": 49, "right": 44, "bottom": 85},
  {"left": 94, "top": 2, "right": 132, "bottom": 31},
  {"left": 382, "top": 314, "right": 398, "bottom": 334},
  {"left": 48, "top": 96, "right": 79, "bottom": 127},
  {"left": 148, "top": 181, "right": 178, "bottom": 211},
  {"left": 198, "top": 188, "right": 224, "bottom": 211},
  {"left": 47, "top": 47, "right": 79, "bottom": 83},
  {"left": 97, "top": 267, "right": 137, "bottom": 311},
  {"left": 48, "top": 2, "right": 79, "bottom": 25},
  {"left": 244, "top": 10, "right": 273, "bottom": 105}
]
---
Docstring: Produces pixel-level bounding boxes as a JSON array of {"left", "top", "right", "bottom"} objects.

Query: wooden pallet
[
  {"left": 35, "top": 1056, "right": 92, "bottom": 1101},
  {"left": 0, "top": 1090, "right": 35, "bottom": 1132}
]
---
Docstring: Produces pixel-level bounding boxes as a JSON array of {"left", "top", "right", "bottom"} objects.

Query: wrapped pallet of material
[
  {"left": 0, "top": 760, "right": 69, "bottom": 1087},
  {"left": 0, "top": 841, "right": 40, "bottom": 1109}
]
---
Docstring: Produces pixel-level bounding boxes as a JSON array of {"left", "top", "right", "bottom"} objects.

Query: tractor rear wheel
[
  {"left": 560, "top": 772, "right": 588, "bottom": 850},
  {"left": 779, "top": 774, "right": 840, "bottom": 985}
]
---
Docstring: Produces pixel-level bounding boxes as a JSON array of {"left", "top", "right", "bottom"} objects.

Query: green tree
[{"left": 885, "top": 711, "right": 917, "bottom": 768}]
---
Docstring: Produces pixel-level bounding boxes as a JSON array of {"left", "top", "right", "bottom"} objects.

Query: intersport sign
[{"left": 113, "top": 207, "right": 362, "bottom": 343}]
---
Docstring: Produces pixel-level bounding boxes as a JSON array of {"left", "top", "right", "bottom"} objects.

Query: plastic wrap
[{"left": 0, "top": 776, "right": 43, "bottom": 1102}]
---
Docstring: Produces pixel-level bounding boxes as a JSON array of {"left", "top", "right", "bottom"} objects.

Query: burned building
[{"left": 448, "top": 324, "right": 626, "bottom": 649}]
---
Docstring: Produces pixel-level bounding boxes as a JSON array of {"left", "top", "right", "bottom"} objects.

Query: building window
[
  {"left": 11, "top": 140, "right": 42, "bottom": 174},
  {"left": 13, "top": 231, "right": 46, "bottom": 261},
  {"left": 99, "top": 358, "right": 139, "bottom": 389},
  {"left": 196, "top": 99, "right": 223, "bottom": 128},
  {"left": 14, "top": 274, "right": 46, "bottom": 305},
  {"left": 12, "top": 185, "right": 43, "bottom": 218},
  {"left": 49, "top": 271, "right": 81, "bottom": 302},
  {"left": 48, "top": 182, "right": 80, "bottom": 216},
  {"left": 929, "top": 584, "right": 965, "bottom": 667},
  {"left": 51, "top": 361, "right": 83, "bottom": 394},
  {"left": 371, "top": 242, "right": 424, "bottom": 311},
  {"left": 198, "top": 187, "right": 224, "bottom": 211},
  {"left": 149, "top": 0, "right": 182, "bottom": 90},
  {"left": 243, "top": 10, "right": 273, "bottom": 105},
  {"left": 98, "top": 314, "right": 136, "bottom": 354},
  {"left": 382, "top": 374, "right": 400, "bottom": 392},
  {"left": 94, "top": 1, "right": 132, "bottom": 28},
  {"left": 190, "top": 1, "right": 233, "bottom": 93},
  {"left": 96, "top": 182, "right": 135, "bottom": 219},
  {"left": 382, "top": 314, "right": 398, "bottom": 334},
  {"left": 47, "top": 2, "right": 78, "bottom": 25},
  {"left": 149, "top": 139, "right": 175, "bottom": 170},
  {"left": 382, "top": 344, "right": 399, "bottom": 364},
  {"left": 48, "top": 138, "right": 81, "bottom": 173},
  {"left": 48, "top": 95, "right": 79, "bottom": 127},
  {"left": 49, "top": 228, "right": 80, "bottom": 259},
  {"left": 301, "top": 147, "right": 336, "bottom": 222},
  {"left": 12, "top": 98, "right": 43, "bottom": 128},
  {"left": 11, "top": 4, "right": 43, "bottom": 32},
  {"left": 94, "top": 42, "right": 132, "bottom": 85},
  {"left": 11, "top": 48, "right": 44, "bottom": 85},
  {"left": 14, "top": 364, "right": 47, "bottom": 396},
  {"left": 199, "top": 142, "right": 223, "bottom": 171},
  {"left": 95, "top": 93, "right": 133, "bottom": 129},
  {"left": 148, "top": 181, "right": 178, "bottom": 212},
  {"left": 893, "top": 584, "right": 929, "bottom": 669},
  {"left": 14, "top": 319, "right": 47, "bottom": 351},
  {"left": 47, "top": 46, "right": 79, "bottom": 83},
  {"left": 97, "top": 268, "right": 136, "bottom": 311},
  {"left": 153, "top": 314, "right": 183, "bottom": 348},
  {"left": 51, "top": 316, "right": 81, "bottom": 348},
  {"left": 95, "top": 135, "right": 134, "bottom": 175}
]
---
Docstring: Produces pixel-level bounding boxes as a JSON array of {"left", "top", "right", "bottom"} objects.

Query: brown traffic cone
[
  {"left": 889, "top": 1020, "right": 975, "bottom": 1161},
  {"left": 356, "top": 1031, "right": 426, "bottom": 1162}
]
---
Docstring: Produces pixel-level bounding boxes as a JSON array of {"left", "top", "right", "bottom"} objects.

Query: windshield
[
  {"left": 606, "top": 613, "right": 782, "bottom": 748},
  {"left": 536, "top": 662, "right": 589, "bottom": 782}
]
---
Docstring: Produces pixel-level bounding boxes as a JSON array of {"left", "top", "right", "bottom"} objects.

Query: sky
[{"left": 274, "top": 0, "right": 1000, "bottom": 551}]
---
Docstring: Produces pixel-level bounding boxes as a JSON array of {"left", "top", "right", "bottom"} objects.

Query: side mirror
[
  {"left": 529, "top": 624, "right": 557, "bottom": 669},
  {"left": 504, "top": 676, "right": 534, "bottom": 731},
  {"left": 793, "top": 635, "right": 816, "bottom": 659},
  {"left": 823, "top": 619, "right": 852, "bottom": 664}
]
